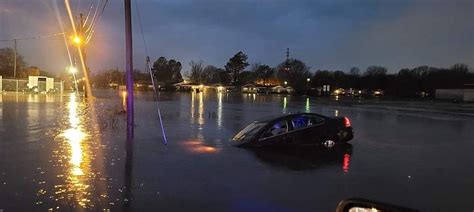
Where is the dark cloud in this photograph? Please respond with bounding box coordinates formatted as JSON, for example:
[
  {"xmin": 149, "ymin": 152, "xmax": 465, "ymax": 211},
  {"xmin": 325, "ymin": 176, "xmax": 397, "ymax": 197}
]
[{"xmin": 0, "ymin": 0, "xmax": 472, "ymax": 74}]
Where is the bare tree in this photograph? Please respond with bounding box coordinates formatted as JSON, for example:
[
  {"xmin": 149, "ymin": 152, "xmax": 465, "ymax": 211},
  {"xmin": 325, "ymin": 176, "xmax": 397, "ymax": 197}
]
[{"xmin": 189, "ymin": 60, "xmax": 205, "ymax": 84}]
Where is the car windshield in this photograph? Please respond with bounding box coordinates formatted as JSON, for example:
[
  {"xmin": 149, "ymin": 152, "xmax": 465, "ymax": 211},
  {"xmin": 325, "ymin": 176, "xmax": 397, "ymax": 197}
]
[{"xmin": 233, "ymin": 122, "xmax": 267, "ymax": 141}]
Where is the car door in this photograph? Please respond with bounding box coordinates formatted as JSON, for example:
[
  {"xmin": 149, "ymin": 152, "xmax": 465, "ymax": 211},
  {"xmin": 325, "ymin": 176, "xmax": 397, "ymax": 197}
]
[
  {"xmin": 257, "ymin": 119, "xmax": 290, "ymax": 146},
  {"xmin": 287, "ymin": 115, "xmax": 312, "ymax": 145},
  {"xmin": 305, "ymin": 115, "xmax": 327, "ymax": 144}
]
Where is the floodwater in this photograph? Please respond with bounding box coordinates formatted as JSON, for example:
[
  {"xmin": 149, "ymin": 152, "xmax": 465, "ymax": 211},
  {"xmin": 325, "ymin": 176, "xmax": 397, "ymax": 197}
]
[{"xmin": 0, "ymin": 91, "xmax": 473, "ymax": 211}]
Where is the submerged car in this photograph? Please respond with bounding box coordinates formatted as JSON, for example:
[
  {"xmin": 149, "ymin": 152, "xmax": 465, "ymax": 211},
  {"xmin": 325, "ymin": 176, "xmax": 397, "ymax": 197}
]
[{"xmin": 232, "ymin": 113, "xmax": 353, "ymax": 147}]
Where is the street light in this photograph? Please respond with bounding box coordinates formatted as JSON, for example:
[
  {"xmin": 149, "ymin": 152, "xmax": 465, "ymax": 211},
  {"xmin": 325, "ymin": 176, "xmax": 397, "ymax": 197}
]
[
  {"xmin": 71, "ymin": 35, "xmax": 82, "ymax": 45},
  {"xmin": 69, "ymin": 66, "xmax": 78, "ymax": 74},
  {"xmin": 307, "ymin": 78, "xmax": 310, "ymax": 82},
  {"xmin": 284, "ymin": 81, "xmax": 288, "ymax": 86}
]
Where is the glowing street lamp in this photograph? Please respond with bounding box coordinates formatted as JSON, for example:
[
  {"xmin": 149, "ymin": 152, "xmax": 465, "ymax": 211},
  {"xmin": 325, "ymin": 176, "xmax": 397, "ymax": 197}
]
[
  {"xmin": 307, "ymin": 78, "xmax": 310, "ymax": 82},
  {"xmin": 69, "ymin": 66, "xmax": 78, "ymax": 74},
  {"xmin": 71, "ymin": 35, "xmax": 82, "ymax": 45},
  {"xmin": 284, "ymin": 81, "xmax": 288, "ymax": 86}
]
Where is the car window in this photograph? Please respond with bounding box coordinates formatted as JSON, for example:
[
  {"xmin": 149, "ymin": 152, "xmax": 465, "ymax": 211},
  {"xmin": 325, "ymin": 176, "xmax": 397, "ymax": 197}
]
[
  {"xmin": 307, "ymin": 115, "xmax": 324, "ymax": 126},
  {"xmin": 233, "ymin": 122, "xmax": 266, "ymax": 141},
  {"xmin": 291, "ymin": 116, "xmax": 310, "ymax": 130},
  {"xmin": 260, "ymin": 120, "xmax": 288, "ymax": 139}
]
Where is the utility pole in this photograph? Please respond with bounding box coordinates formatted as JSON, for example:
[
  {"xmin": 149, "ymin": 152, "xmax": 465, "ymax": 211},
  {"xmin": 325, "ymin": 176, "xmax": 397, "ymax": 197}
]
[
  {"xmin": 124, "ymin": 0, "xmax": 134, "ymax": 137},
  {"xmin": 77, "ymin": 13, "xmax": 91, "ymax": 97},
  {"xmin": 13, "ymin": 39, "xmax": 17, "ymax": 78},
  {"xmin": 14, "ymin": 39, "xmax": 18, "ymax": 92},
  {"xmin": 285, "ymin": 48, "xmax": 290, "ymax": 71}
]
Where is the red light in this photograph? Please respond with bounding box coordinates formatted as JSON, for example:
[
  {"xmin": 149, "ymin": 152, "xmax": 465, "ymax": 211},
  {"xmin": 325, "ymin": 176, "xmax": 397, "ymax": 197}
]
[
  {"xmin": 343, "ymin": 153, "xmax": 350, "ymax": 173},
  {"xmin": 344, "ymin": 117, "xmax": 351, "ymax": 128}
]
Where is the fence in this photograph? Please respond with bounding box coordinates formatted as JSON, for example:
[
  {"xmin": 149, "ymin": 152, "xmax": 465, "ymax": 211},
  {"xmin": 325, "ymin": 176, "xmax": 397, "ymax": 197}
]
[{"xmin": 0, "ymin": 77, "xmax": 64, "ymax": 93}]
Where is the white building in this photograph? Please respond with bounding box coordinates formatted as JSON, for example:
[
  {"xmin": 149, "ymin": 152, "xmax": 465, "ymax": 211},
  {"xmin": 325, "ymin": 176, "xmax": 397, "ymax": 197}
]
[{"xmin": 28, "ymin": 76, "xmax": 54, "ymax": 92}]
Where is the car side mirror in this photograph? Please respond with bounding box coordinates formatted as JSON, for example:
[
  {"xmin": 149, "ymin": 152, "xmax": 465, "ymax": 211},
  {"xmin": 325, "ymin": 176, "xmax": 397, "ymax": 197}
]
[{"xmin": 336, "ymin": 198, "xmax": 418, "ymax": 212}]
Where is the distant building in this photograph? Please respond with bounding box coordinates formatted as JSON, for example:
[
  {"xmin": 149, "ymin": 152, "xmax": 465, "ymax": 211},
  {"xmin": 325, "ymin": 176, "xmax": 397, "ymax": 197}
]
[
  {"xmin": 435, "ymin": 89, "xmax": 474, "ymax": 102},
  {"xmin": 242, "ymin": 84, "xmax": 258, "ymax": 93},
  {"xmin": 271, "ymin": 85, "xmax": 294, "ymax": 94},
  {"xmin": 27, "ymin": 76, "xmax": 55, "ymax": 92}
]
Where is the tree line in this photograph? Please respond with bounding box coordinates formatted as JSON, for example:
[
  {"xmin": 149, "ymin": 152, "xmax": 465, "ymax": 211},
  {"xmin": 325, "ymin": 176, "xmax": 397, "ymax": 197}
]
[
  {"xmin": 0, "ymin": 47, "xmax": 54, "ymax": 78},
  {"xmin": 148, "ymin": 51, "xmax": 473, "ymax": 97},
  {"xmin": 310, "ymin": 64, "xmax": 473, "ymax": 97},
  {"xmin": 4, "ymin": 46, "xmax": 470, "ymax": 98}
]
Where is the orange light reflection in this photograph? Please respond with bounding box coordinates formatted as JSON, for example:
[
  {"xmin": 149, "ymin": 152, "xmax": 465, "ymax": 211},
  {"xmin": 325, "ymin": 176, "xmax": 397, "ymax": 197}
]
[{"xmin": 182, "ymin": 140, "xmax": 219, "ymax": 154}]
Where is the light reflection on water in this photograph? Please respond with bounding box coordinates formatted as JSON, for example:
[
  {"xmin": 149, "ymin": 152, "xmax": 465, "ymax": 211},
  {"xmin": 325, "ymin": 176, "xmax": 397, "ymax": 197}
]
[
  {"xmin": 217, "ymin": 92, "xmax": 223, "ymax": 129},
  {"xmin": 54, "ymin": 94, "xmax": 92, "ymax": 208}
]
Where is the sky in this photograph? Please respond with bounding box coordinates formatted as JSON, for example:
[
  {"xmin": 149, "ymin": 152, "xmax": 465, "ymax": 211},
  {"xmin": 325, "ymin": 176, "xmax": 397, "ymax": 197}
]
[{"xmin": 0, "ymin": 0, "xmax": 473, "ymax": 75}]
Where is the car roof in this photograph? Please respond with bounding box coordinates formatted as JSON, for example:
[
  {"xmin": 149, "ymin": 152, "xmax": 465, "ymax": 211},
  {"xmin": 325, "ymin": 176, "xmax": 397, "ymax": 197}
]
[{"xmin": 255, "ymin": 113, "xmax": 329, "ymax": 123}]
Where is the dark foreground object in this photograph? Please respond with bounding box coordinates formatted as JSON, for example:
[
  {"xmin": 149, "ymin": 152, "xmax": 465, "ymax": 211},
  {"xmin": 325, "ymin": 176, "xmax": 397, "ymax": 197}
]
[
  {"xmin": 232, "ymin": 113, "xmax": 353, "ymax": 147},
  {"xmin": 336, "ymin": 198, "xmax": 419, "ymax": 212}
]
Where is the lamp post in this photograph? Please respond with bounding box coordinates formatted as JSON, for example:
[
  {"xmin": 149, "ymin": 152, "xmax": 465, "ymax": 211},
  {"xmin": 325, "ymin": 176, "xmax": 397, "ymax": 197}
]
[{"xmin": 306, "ymin": 78, "xmax": 310, "ymax": 95}]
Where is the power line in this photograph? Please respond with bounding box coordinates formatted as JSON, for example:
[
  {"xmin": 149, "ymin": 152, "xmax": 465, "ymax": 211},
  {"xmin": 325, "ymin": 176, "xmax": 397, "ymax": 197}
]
[
  {"xmin": 0, "ymin": 33, "xmax": 65, "ymax": 42},
  {"xmin": 134, "ymin": 0, "xmax": 149, "ymax": 56},
  {"xmin": 135, "ymin": 0, "xmax": 168, "ymax": 145}
]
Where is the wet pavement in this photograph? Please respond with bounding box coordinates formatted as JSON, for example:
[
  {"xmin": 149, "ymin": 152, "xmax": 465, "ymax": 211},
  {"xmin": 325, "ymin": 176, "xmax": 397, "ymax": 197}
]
[{"xmin": 0, "ymin": 91, "xmax": 473, "ymax": 211}]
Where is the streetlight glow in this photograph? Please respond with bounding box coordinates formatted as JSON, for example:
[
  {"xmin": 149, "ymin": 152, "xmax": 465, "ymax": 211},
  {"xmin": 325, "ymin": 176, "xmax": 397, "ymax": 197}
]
[
  {"xmin": 69, "ymin": 66, "xmax": 78, "ymax": 74},
  {"xmin": 284, "ymin": 81, "xmax": 288, "ymax": 86},
  {"xmin": 72, "ymin": 35, "xmax": 82, "ymax": 45},
  {"xmin": 307, "ymin": 78, "xmax": 310, "ymax": 82}
]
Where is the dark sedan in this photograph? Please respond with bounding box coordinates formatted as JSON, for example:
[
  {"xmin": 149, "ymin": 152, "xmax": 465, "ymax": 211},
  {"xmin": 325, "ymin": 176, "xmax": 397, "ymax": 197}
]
[{"xmin": 232, "ymin": 113, "xmax": 353, "ymax": 147}]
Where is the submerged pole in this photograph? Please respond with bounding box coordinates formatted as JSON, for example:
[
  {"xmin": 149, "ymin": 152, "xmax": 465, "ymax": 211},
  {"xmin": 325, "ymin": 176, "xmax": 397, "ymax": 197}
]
[{"xmin": 125, "ymin": 0, "xmax": 134, "ymax": 137}]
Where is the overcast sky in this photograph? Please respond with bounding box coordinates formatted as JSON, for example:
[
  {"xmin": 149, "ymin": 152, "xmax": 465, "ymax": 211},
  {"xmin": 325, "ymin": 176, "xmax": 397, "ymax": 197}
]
[{"xmin": 0, "ymin": 0, "xmax": 472, "ymax": 74}]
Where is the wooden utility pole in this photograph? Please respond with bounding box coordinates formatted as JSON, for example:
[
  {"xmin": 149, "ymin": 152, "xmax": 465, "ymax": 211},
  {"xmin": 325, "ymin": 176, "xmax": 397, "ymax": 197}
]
[
  {"xmin": 13, "ymin": 39, "xmax": 17, "ymax": 78},
  {"xmin": 124, "ymin": 0, "xmax": 134, "ymax": 137}
]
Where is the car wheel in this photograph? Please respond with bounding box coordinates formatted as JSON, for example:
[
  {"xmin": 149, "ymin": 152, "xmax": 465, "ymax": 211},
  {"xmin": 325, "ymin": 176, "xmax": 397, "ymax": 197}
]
[{"xmin": 322, "ymin": 139, "xmax": 335, "ymax": 148}]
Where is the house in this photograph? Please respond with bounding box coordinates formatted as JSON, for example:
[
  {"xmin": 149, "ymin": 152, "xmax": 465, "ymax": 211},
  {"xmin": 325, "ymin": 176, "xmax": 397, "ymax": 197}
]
[
  {"xmin": 271, "ymin": 86, "xmax": 294, "ymax": 94},
  {"xmin": 242, "ymin": 84, "xmax": 258, "ymax": 93}
]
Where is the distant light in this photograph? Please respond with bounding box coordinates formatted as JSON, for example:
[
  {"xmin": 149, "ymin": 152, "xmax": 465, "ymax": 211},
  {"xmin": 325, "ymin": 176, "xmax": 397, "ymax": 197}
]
[
  {"xmin": 284, "ymin": 81, "xmax": 288, "ymax": 85},
  {"xmin": 306, "ymin": 78, "xmax": 310, "ymax": 82},
  {"xmin": 68, "ymin": 66, "xmax": 77, "ymax": 74}
]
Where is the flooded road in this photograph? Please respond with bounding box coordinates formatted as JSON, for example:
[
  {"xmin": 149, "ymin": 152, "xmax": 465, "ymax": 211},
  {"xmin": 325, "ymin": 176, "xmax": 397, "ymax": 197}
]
[{"xmin": 1, "ymin": 91, "xmax": 473, "ymax": 211}]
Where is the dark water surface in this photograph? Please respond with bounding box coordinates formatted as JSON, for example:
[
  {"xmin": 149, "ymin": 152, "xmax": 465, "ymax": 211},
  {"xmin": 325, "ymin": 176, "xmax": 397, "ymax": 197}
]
[{"xmin": 0, "ymin": 91, "xmax": 473, "ymax": 211}]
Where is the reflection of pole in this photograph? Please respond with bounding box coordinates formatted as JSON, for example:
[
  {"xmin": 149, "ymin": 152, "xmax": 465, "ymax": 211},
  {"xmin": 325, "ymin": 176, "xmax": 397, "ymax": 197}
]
[
  {"xmin": 125, "ymin": 0, "xmax": 134, "ymax": 137},
  {"xmin": 124, "ymin": 135, "xmax": 134, "ymax": 209}
]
